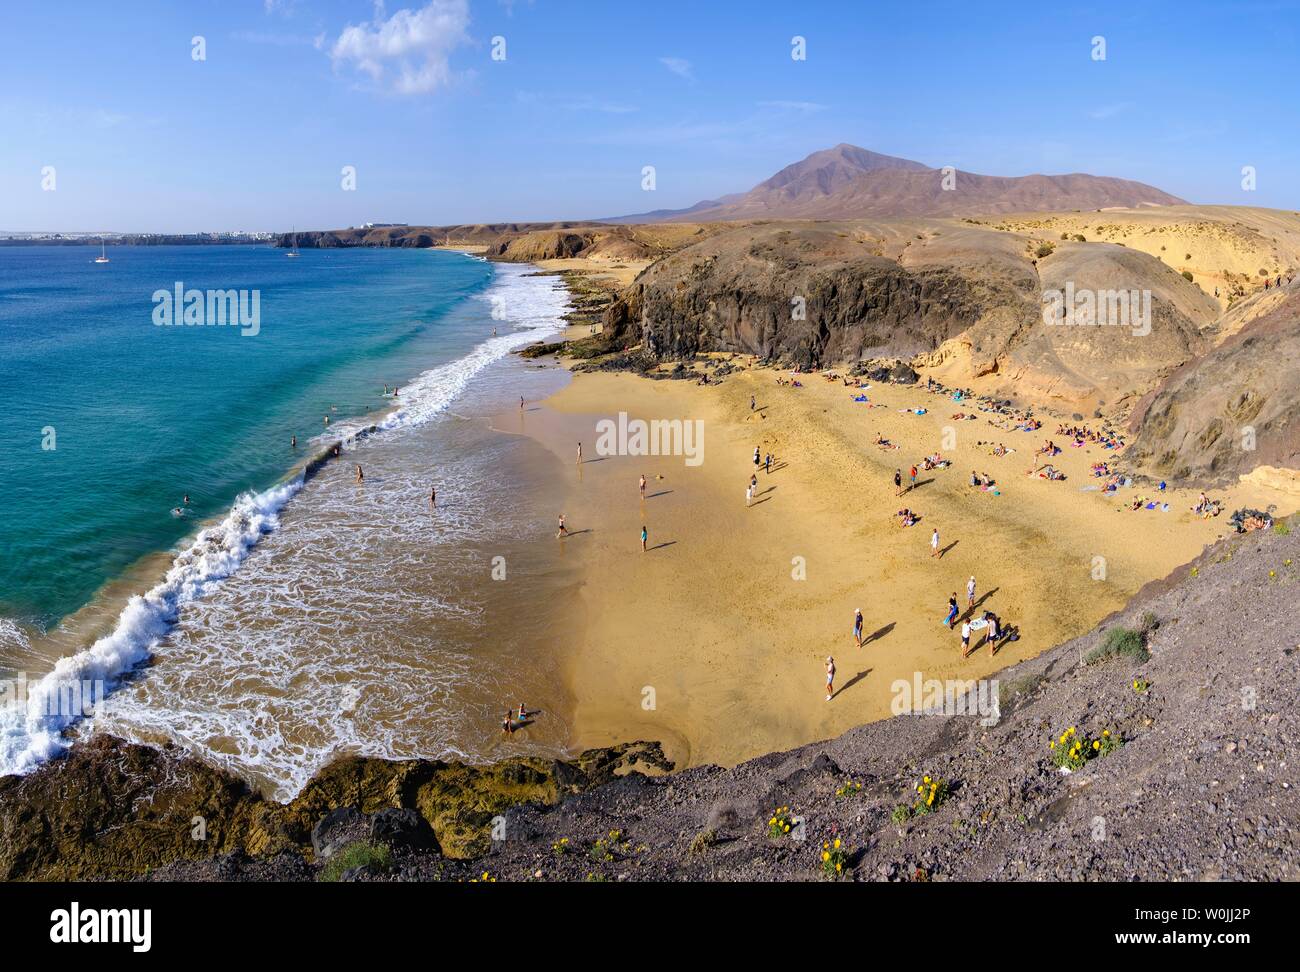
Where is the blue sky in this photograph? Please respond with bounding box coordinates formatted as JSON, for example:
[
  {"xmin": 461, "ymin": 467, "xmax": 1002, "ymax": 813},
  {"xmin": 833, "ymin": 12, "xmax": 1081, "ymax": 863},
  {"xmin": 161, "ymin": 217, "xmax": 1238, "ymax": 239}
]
[{"xmin": 1, "ymin": 0, "xmax": 1296, "ymax": 232}]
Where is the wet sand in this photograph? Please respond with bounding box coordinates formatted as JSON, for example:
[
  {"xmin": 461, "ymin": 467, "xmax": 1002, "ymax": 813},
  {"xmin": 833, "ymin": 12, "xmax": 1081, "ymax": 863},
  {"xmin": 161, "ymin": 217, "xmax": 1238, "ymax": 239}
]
[{"xmin": 518, "ymin": 360, "xmax": 1299, "ymax": 771}]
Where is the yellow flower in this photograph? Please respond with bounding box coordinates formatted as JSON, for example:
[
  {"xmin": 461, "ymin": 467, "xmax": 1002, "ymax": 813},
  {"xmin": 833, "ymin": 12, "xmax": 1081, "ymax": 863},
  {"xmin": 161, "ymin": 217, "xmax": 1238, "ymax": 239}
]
[
  {"xmin": 1103, "ymin": 730, "xmax": 1110, "ymax": 737},
  {"xmin": 823, "ymin": 851, "xmax": 830, "ymax": 862},
  {"xmin": 923, "ymin": 776, "xmax": 931, "ymax": 783},
  {"xmin": 836, "ymin": 862, "xmax": 842, "ymax": 872},
  {"xmin": 834, "ymin": 838, "xmax": 841, "ymax": 849},
  {"xmin": 1093, "ymin": 740, "xmax": 1101, "ymax": 750}
]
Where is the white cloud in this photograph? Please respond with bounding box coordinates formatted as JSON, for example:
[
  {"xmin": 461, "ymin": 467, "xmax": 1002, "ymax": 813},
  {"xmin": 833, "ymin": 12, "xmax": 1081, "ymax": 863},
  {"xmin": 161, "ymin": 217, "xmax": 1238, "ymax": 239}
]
[
  {"xmin": 330, "ymin": 0, "xmax": 471, "ymax": 95},
  {"xmin": 659, "ymin": 56, "xmax": 694, "ymax": 81},
  {"xmin": 757, "ymin": 100, "xmax": 828, "ymax": 113},
  {"xmin": 1088, "ymin": 102, "xmax": 1132, "ymax": 120}
]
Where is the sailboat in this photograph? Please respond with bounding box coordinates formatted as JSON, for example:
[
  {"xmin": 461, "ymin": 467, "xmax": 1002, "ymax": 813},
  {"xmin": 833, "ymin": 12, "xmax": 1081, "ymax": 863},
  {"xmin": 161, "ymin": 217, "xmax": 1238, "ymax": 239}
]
[
  {"xmin": 94, "ymin": 241, "xmax": 110, "ymax": 264},
  {"xmin": 286, "ymin": 228, "xmax": 300, "ymax": 258}
]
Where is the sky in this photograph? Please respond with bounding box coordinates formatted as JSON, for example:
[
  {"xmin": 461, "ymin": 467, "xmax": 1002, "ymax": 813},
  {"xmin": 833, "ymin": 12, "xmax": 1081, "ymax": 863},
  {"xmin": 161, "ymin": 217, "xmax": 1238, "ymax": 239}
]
[{"xmin": 1, "ymin": 0, "xmax": 1296, "ymax": 232}]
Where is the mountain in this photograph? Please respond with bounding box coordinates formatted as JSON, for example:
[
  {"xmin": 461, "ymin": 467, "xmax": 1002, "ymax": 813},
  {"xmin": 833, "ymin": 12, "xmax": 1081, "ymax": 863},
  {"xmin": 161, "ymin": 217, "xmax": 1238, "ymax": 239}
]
[{"xmin": 610, "ymin": 143, "xmax": 1186, "ymax": 222}]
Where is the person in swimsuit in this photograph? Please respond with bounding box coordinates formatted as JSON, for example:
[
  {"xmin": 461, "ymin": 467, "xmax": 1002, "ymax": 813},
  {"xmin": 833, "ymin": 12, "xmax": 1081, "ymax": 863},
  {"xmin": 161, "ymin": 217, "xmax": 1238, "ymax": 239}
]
[
  {"xmin": 556, "ymin": 514, "xmax": 569, "ymax": 539},
  {"xmin": 910, "ymin": 465, "xmax": 918, "ymax": 490},
  {"xmin": 640, "ymin": 525, "xmax": 648, "ymax": 552},
  {"xmin": 502, "ymin": 713, "xmax": 514, "ymax": 734},
  {"xmin": 825, "ymin": 656, "xmax": 836, "ymax": 701},
  {"xmin": 355, "ymin": 464, "xmax": 363, "ymax": 483},
  {"xmin": 853, "ymin": 609, "xmax": 864, "ymax": 647},
  {"xmin": 931, "ymin": 528, "xmax": 941, "ymax": 558},
  {"xmin": 753, "ymin": 446, "xmax": 761, "ymax": 468},
  {"xmin": 291, "ymin": 435, "xmax": 297, "ymax": 449},
  {"xmin": 745, "ymin": 483, "xmax": 753, "ymax": 506},
  {"xmin": 944, "ymin": 594, "xmax": 959, "ymax": 627},
  {"xmin": 894, "ymin": 469, "xmax": 903, "ymax": 496},
  {"xmin": 576, "ymin": 442, "xmax": 582, "ymax": 465},
  {"xmin": 984, "ymin": 612, "xmax": 1000, "ymax": 654},
  {"xmin": 639, "ymin": 474, "xmax": 647, "ymax": 499},
  {"xmin": 429, "ymin": 486, "xmax": 436, "ymax": 508}
]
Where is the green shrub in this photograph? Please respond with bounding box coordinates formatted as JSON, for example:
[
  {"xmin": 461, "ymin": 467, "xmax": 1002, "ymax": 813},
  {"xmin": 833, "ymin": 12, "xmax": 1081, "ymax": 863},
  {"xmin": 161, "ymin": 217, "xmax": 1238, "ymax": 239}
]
[
  {"xmin": 1035, "ymin": 242, "xmax": 1055, "ymax": 259},
  {"xmin": 1182, "ymin": 270, "xmax": 1194, "ymax": 282},
  {"xmin": 1085, "ymin": 626, "xmax": 1150, "ymax": 665},
  {"xmin": 318, "ymin": 841, "xmax": 393, "ymax": 882}
]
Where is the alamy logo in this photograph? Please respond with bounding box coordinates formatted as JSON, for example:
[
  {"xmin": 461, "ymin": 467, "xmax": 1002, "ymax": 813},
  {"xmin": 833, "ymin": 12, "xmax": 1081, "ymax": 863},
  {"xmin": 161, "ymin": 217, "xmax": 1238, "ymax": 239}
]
[
  {"xmin": 152, "ymin": 282, "xmax": 261, "ymax": 336},
  {"xmin": 1041, "ymin": 282, "xmax": 1151, "ymax": 336},
  {"xmin": 595, "ymin": 411, "xmax": 704, "ymax": 466},
  {"xmin": 891, "ymin": 672, "xmax": 1000, "ymax": 726},
  {"xmin": 50, "ymin": 902, "xmax": 151, "ymax": 952},
  {"xmin": 1, "ymin": 674, "xmax": 105, "ymax": 718}
]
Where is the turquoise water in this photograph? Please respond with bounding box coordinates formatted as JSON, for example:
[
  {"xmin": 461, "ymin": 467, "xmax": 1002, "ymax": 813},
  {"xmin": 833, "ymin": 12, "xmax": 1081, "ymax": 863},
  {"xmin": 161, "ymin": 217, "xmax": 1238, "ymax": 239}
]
[{"xmin": 0, "ymin": 244, "xmax": 493, "ymax": 630}]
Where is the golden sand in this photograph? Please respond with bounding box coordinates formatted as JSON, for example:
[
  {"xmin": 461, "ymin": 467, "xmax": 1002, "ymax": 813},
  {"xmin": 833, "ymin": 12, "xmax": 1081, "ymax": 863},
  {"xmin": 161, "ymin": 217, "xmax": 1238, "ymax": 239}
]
[{"xmin": 515, "ymin": 361, "xmax": 1298, "ymax": 770}]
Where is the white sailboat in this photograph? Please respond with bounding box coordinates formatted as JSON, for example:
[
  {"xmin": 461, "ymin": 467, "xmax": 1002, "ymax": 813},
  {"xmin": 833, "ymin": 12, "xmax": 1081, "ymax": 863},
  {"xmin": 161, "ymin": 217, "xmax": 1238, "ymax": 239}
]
[
  {"xmin": 286, "ymin": 228, "xmax": 300, "ymax": 258},
  {"xmin": 94, "ymin": 241, "xmax": 110, "ymax": 264}
]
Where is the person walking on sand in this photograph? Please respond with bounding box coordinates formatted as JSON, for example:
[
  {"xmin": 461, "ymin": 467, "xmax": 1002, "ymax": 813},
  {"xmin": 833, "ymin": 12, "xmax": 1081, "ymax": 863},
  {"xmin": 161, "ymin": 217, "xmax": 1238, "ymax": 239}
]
[
  {"xmin": 910, "ymin": 465, "xmax": 918, "ymax": 491},
  {"xmin": 639, "ymin": 474, "xmax": 647, "ymax": 499},
  {"xmin": 894, "ymin": 469, "xmax": 903, "ymax": 496},
  {"xmin": 519, "ymin": 396, "xmax": 525, "ymax": 411},
  {"xmin": 750, "ymin": 394, "xmax": 756, "ymax": 412},
  {"xmin": 753, "ymin": 446, "xmax": 761, "ymax": 469},
  {"xmin": 967, "ymin": 575, "xmax": 977, "ymax": 609},
  {"xmin": 944, "ymin": 593, "xmax": 959, "ymax": 628},
  {"xmin": 853, "ymin": 608, "xmax": 864, "ymax": 647},
  {"xmin": 825, "ymin": 656, "xmax": 836, "ymax": 701},
  {"xmin": 556, "ymin": 514, "xmax": 569, "ymax": 539},
  {"xmin": 930, "ymin": 528, "xmax": 941, "ymax": 559},
  {"xmin": 745, "ymin": 483, "xmax": 753, "ymax": 507},
  {"xmin": 765, "ymin": 452, "xmax": 772, "ymax": 475},
  {"xmin": 960, "ymin": 619, "xmax": 972, "ymax": 657},
  {"xmin": 576, "ymin": 442, "xmax": 582, "ymax": 465},
  {"xmin": 640, "ymin": 525, "xmax": 648, "ymax": 552}
]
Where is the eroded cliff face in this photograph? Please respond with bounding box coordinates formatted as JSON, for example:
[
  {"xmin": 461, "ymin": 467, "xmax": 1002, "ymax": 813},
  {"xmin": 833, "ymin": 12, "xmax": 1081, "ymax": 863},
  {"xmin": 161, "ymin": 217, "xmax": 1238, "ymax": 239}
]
[
  {"xmin": 605, "ymin": 223, "xmax": 1218, "ymax": 412},
  {"xmin": 608, "ymin": 224, "xmax": 1037, "ymax": 370},
  {"xmin": 1127, "ymin": 282, "xmax": 1300, "ymax": 483}
]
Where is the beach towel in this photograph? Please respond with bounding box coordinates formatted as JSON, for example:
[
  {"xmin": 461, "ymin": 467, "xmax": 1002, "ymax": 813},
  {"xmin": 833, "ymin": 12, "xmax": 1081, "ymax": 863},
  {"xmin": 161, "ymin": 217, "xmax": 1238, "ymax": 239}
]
[{"xmin": 852, "ymin": 395, "xmax": 868, "ymax": 402}]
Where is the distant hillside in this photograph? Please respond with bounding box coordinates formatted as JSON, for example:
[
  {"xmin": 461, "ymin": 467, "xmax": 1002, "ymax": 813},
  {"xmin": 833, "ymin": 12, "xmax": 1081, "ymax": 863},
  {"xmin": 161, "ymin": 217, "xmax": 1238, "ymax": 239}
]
[{"xmin": 611, "ymin": 143, "xmax": 1186, "ymax": 222}]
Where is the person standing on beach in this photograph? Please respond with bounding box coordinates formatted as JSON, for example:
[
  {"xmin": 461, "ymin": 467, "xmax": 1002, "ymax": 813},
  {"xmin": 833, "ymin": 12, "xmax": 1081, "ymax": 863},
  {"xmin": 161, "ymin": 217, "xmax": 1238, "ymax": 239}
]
[
  {"xmin": 753, "ymin": 446, "xmax": 761, "ymax": 469},
  {"xmin": 910, "ymin": 465, "xmax": 918, "ymax": 491},
  {"xmin": 745, "ymin": 483, "xmax": 753, "ymax": 506},
  {"xmin": 765, "ymin": 453, "xmax": 772, "ymax": 475},
  {"xmin": 429, "ymin": 486, "xmax": 436, "ymax": 508},
  {"xmin": 894, "ymin": 469, "xmax": 903, "ymax": 496},
  {"xmin": 825, "ymin": 656, "xmax": 836, "ymax": 701},
  {"xmin": 639, "ymin": 474, "xmax": 647, "ymax": 499},
  {"xmin": 967, "ymin": 575, "xmax": 977, "ymax": 609},
  {"xmin": 853, "ymin": 609, "xmax": 864, "ymax": 647},
  {"xmin": 750, "ymin": 394, "xmax": 756, "ymax": 412},
  {"xmin": 355, "ymin": 464, "xmax": 364, "ymax": 483},
  {"xmin": 984, "ymin": 612, "xmax": 1000, "ymax": 655},
  {"xmin": 931, "ymin": 528, "xmax": 941, "ymax": 558},
  {"xmin": 556, "ymin": 514, "xmax": 569, "ymax": 539},
  {"xmin": 519, "ymin": 396, "xmax": 525, "ymax": 411},
  {"xmin": 960, "ymin": 619, "xmax": 972, "ymax": 657},
  {"xmin": 944, "ymin": 594, "xmax": 959, "ymax": 628},
  {"xmin": 640, "ymin": 525, "xmax": 648, "ymax": 552}
]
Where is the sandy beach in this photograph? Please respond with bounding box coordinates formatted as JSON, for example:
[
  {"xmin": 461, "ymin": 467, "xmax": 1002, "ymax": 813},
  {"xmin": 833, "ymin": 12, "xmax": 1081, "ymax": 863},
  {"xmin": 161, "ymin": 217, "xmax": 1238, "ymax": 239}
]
[{"xmin": 507, "ymin": 356, "xmax": 1298, "ymax": 771}]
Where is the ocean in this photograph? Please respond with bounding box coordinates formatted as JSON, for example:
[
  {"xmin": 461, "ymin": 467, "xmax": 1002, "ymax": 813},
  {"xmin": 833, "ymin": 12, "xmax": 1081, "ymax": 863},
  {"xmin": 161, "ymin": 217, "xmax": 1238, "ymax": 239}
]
[{"xmin": 0, "ymin": 244, "xmax": 577, "ymax": 792}]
